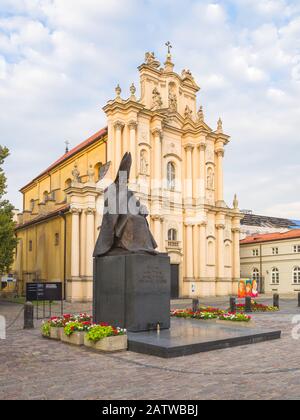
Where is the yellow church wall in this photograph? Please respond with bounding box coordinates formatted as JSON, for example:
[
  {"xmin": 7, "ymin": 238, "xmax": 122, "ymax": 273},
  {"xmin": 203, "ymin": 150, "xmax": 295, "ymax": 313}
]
[
  {"xmin": 15, "ymin": 213, "xmax": 71, "ymax": 297},
  {"xmin": 21, "ymin": 138, "xmax": 106, "ymax": 213}
]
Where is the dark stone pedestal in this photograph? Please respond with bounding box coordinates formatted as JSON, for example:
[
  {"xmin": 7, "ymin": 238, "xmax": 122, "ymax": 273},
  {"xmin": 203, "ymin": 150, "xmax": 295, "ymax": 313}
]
[{"xmin": 93, "ymin": 253, "xmax": 171, "ymax": 332}]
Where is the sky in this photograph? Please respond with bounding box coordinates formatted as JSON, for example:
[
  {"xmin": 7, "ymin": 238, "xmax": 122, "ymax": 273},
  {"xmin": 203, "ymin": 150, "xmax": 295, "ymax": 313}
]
[{"xmin": 1, "ymin": 0, "xmax": 300, "ymax": 218}]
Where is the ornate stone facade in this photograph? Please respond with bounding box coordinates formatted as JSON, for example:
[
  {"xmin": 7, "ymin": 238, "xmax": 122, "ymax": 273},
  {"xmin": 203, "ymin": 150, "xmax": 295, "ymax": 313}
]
[
  {"xmin": 103, "ymin": 51, "xmax": 243, "ymax": 297},
  {"xmin": 15, "ymin": 50, "xmax": 243, "ymax": 301}
]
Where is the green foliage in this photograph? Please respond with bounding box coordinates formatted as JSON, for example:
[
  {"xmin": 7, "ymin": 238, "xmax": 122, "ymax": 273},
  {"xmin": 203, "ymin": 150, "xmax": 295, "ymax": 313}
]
[
  {"xmin": 0, "ymin": 146, "xmax": 17, "ymax": 275},
  {"xmin": 41, "ymin": 321, "xmax": 51, "ymax": 337},
  {"xmin": 86, "ymin": 325, "xmax": 125, "ymax": 343}
]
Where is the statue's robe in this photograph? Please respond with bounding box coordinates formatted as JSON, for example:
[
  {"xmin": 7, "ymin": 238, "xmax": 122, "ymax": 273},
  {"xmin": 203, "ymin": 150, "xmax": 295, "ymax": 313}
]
[{"xmin": 93, "ymin": 184, "xmax": 157, "ymax": 257}]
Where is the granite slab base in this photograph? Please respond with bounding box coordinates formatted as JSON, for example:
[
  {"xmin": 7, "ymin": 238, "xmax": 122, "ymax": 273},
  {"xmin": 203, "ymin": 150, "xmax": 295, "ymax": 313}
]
[{"xmin": 127, "ymin": 318, "xmax": 281, "ymax": 358}]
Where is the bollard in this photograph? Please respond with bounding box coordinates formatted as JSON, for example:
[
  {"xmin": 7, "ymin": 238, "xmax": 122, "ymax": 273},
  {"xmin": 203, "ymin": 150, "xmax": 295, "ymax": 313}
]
[
  {"xmin": 245, "ymin": 296, "xmax": 252, "ymax": 313},
  {"xmin": 230, "ymin": 297, "xmax": 236, "ymax": 313},
  {"xmin": 273, "ymin": 293, "xmax": 280, "ymax": 309},
  {"xmin": 298, "ymin": 292, "xmax": 300, "ymax": 308},
  {"xmin": 24, "ymin": 302, "xmax": 34, "ymax": 329},
  {"xmin": 192, "ymin": 298, "xmax": 200, "ymax": 313}
]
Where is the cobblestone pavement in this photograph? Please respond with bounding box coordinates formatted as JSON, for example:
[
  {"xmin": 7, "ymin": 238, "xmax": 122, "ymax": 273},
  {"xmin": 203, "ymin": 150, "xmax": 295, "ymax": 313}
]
[{"xmin": 1, "ymin": 296, "xmax": 300, "ymax": 400}]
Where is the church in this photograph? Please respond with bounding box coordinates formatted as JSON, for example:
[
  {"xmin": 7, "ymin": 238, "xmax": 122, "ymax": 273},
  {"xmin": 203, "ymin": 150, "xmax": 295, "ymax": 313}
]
[{"xmin": 14, "ymin": 48, "xmax": 242, "ymax": 302}]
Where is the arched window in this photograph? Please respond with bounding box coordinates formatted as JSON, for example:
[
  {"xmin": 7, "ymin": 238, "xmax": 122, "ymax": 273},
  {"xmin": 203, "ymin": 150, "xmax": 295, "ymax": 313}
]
[
  {"xmin": 168, "ymin": 228, "xmax": 177, "ymax": 241},
  {"xmin": 167, "ymin": 162, "xmax": 176, "ymax": 190},
  {"xmin": 271, "ymin": 268, "xmax": 279, "ymax": 284},
  {"xmin": 94, "ymin": 162, "xmax": 103, "ymax": 181},
  {"xmin": 65, "ymin": 178, "xmax": 72, "ymax": 189},
  {"xmin": 252, "ymin": 268, "xmax": 260, "ymax": 281},
  {"xmin": 293, "ymin": 267, "xmax": 300, "ymax": 284}
]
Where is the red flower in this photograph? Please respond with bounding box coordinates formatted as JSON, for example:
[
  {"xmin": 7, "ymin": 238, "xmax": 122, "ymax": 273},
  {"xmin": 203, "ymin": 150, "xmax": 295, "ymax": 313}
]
[{"xmin": 100, "ymin": 322, "xmax": 109, "ymax": 327}]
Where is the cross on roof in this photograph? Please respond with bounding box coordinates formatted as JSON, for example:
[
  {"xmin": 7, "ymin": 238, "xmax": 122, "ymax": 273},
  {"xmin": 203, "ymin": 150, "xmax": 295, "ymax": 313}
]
[{"xmin": 165, "ymin": 41, "xmax": 172, "ymax": 54}]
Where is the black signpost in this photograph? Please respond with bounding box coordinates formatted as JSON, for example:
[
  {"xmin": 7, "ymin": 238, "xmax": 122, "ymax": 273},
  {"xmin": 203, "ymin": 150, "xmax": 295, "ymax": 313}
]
[{"xmin": 26, "ymin": 282, "xmax": 63, "ymax": 319}]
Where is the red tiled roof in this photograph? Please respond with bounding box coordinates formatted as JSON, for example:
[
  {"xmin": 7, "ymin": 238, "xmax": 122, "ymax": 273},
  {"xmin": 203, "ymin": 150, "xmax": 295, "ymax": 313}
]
[
  {"xmin": 240, "ymin": 229, "xmax": 300, "ymax": 244},
  {"xmin": 20, "ymin": 127, "xmax": 107, "ymax": 191},
  {"xmin": 15, "ymin": 204, "xmax": 70, "ymax": 231}
]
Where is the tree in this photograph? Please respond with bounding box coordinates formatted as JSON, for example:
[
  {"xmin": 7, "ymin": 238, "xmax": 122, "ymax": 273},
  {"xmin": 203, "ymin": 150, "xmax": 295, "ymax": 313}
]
[{"xmin": 0, "ymin": 146, "xmax": 17, "ymax": 275}]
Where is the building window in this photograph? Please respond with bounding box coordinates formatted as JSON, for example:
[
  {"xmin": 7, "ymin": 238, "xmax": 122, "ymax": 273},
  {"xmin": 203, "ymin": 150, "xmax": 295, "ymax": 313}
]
[
  {"xmin": 252, "ymin": 268, "xmax": 260, "ymax": 281},
  {"xmin": 252, "ymin": 249, "xmax": 259, "ymax": 257},
  {"xmin": 272, "ymin": 247, "xmax": 279, "ymax": 255},
  {"xmin": 29, "ymin": 240, "xmax": 33, "ymax": 252},
  {"xmin": 293, "ymin": 245, "xmax": 300, "ymax": 253},
  {"xmin": 54, "ymin": 233, "xmax": 60, "ymax": 246},
  {"xmin": 293, "ymin": 267, "xmax": 300, "ymax": 284},
  {"xmin": 271, "ymin": 268, "xmax": 279, "ymax": 284},
  {"xmin": 168, "ymin": 228, "xmax": 177, "ymax": 241},
  {"xmin": 167, "ymin": 162, "xmax": 176, "ymax": 191},
  {"xmin": 30, "ymin": 199, "xmax": 35, "ymax": 212}
]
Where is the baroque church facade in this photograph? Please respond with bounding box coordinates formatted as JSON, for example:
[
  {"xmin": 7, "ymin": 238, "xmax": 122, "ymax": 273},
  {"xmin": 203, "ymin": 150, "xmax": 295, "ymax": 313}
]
[{"xmin": 14, "ymin": 50, "xmax": 242, "ymax": 302}]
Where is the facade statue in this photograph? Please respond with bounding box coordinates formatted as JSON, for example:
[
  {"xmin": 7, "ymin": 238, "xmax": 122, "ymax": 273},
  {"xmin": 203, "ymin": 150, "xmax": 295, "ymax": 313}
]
[
  {"xmin": 184, "ymin": 105, "xmax": 193, "ymax": 119},
  {"xmin": 140, "ymin": 150, "xmax": 148, "ymax": 175},
  {"xmin": 207, "ymin": 168, "xmax": 214, "ymax": 190},
  {"xmin": 93, "ymin": 152, "xmax": 158, "ymax": 257},
  {"xmin": 72, "ymin": 162, "xmax": 81, "ymax": 183},
  {"xmin": 87, "ymin": 164, "xmax": 95, "ymax": 183},
  {"xmin": 169, "ymin": 91, "xmax": 177, "ymax": 112},
  {"xmin": 152, "ymin": 88, "xmax": 163, "ymax": 110},
  {"xmin": 144, "ymin": 52, "xmax": 160, "ymax": 68}
]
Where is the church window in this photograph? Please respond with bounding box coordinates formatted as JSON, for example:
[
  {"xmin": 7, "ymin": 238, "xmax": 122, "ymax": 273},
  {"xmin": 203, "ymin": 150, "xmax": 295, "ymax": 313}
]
[
  {"xmin": 252, "ymin": 268, "xmax": 260, "ymax": 281},
  {"xmin": 43, "ymin": 191, "xmax": 49, "ymax": 203},
  {"xmin": 293, "ymin": 245, "xmax": 300, "ymax": 253},
  {"xmin": 54, "ymin": 233, "xmax": 60, "ymax": 246},
  {"xmin": 167, "ymin": 162, "xmax": 176, "ymax": 191},
  {"xmin": 94, "ymin": 162, "xmax": 103, "ymax": 181},
  {"xmin": 272, "ymin": 247, "xmax": 279, "ymax": 255},
  {"xmin": 30, "ymin": 199, "xmax": 35, "ymax": 212},
  {"xmin": 293, "ymin": 267, "xmax": 300, "ymax": 284},
  {"xmin": 271, "ymin": 268, "xmax": 279, "ymax": 284},
  {"xmin": 252, "ymin": 249, "xmax": 259, "ymax": 257},
  {"xmin": 29, "ymin": 240, "xmax": 33, "ymax": 252},
  {"xmin": 168, "ymin": 228, "xmax": 177, "ymax": 241}
]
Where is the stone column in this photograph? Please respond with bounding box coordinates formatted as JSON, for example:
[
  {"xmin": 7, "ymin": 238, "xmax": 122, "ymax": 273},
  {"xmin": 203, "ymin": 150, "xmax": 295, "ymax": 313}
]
[
  {"xmin": 193, "ymin": 224, "xmax": 199, "ymax": 279},
  {"xmin": 199, "ymin": 222, "xmax": 207, "ymax": 279},
  {"xmin": 216, "ymin": 149, "xmax": 224, "ymax": 204},
  {"xmin": 128, "ymin": 120, "xmax": 138, "ymax": 182},
  {"xmin": 185, "ymin": 223, "xmax": 194, "ymax": 279},
  {"xmin": 71, "ymin": 208, "xmax": 81, "ymax": 278},
  {"xmin": 216, "ymin": 223, "xmax": 225, "ymax": 279},
  {"xmin": 232, "ymin": 227, "xmax": 241, "ymax": 280},
  {"xmin": 80, "ymin": 210, "xmax": 86, "ymax": 277},
  {"xmin": 114, "ymin": 121, "xmax": 124, "ymax": 173},
  {"xmin": 151, "ymin": 215, "xmax": 161, "ymax": 251},
  {"xmin": 192, "ymin": 145, "xmax": 199, "ymax": 199},
  {"xmin": 85, "ymin": 208, "xmax": 95, "ymax": 278},
  {"xmin": 152, "ymin": 129, "xmax": 162, "ymax": 191},
  {"xmin": 185, "ymin": 145, "xmax": 194, "ymax": 200},
  {"xmin": 199, "ymin": 142, "xmax": 206, "ymax": 200}
]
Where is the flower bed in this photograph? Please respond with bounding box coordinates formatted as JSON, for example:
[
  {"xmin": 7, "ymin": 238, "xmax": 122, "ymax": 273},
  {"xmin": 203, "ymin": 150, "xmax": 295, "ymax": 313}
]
[
  {"xmin": 235, "ymin": 302, "xmax": 279, "ymax": 313},
  {"xmin": 218, "ymin": 313, "xmax": 251, "ymax": 322},
  {"xmin": 41, "ymin": 314, "xmax": 127, "ymax": 351},
  {"xmin": 171, "ymin": 308, "xmax": 253, "ymax": 326},
  {"xmin": 171, "ymin": 306, "xmax": 224, "ymax": 319},
  {"xmin": 217, "ymin": 313, "xmax": 254, "ymax": 328},
  {"xmin": 84, "ymin": 323, "xmax": 127, "ymax": 352}
]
